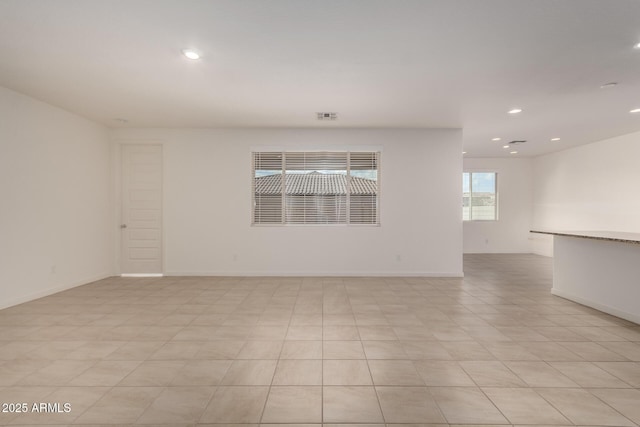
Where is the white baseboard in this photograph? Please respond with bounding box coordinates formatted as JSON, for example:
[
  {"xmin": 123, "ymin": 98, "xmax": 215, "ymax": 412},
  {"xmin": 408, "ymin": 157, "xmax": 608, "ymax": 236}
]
[
  {"xmin": 164, "ymin": 270, "xmax": 464, "ymax": 278},
  {"xmin": 551, "ymin": 288, "xmax": 640, "ymax": 325},
  {"xmin": 0, "ymin": 272, "xmax": 114, "ymax": 311}
]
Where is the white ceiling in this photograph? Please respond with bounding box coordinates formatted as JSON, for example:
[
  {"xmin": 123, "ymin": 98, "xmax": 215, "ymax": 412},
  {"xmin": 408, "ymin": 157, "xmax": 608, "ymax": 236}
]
[{"xmin": 1, "ymin": 0, "xmax": 640, "ymax": 157}]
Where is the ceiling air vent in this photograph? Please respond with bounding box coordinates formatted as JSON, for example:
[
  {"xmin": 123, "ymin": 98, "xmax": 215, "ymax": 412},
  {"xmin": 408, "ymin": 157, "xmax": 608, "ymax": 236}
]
[
  {"xmin": 317, "ymin": 112, "xmax": 338, "ymax": 121},
  {"xmin": 509, "ymin": 140, "xmax": 526, "ymax": 145}
]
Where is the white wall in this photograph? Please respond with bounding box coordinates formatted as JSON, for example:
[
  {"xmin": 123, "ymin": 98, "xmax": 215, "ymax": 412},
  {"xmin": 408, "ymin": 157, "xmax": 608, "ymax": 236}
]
[
  {"xmin": 112, "ymin": 128, "xmax": 463, "ymax": 276},
  {"xmin": 0, "ymin": 87, "xmax": 113, "ymax": 309},
  {"xmin": 463, "ymin": 158, "xmax": 533, "ymax": 253},
  {"xmin": 532, "ymin": 131, "xmax": 640, "ymax": 256}
]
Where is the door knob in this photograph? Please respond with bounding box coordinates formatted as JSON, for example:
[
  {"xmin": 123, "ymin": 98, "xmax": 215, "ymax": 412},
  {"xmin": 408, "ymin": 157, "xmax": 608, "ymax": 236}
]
[{"xmin": 120, "ymin": 224, "xmax": 127, "ymax": 229}]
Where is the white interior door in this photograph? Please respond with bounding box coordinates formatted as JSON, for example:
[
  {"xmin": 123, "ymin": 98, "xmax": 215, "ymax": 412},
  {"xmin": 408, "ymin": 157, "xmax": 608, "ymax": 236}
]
[{"xmin": 121, "ymin": 144, "xmax": 163, "ymax": 275}]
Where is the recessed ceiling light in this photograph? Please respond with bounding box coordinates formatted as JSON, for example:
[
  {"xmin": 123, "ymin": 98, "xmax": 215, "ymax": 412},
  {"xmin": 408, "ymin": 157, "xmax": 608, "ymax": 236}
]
[
  {"xmin": 600, "ymin": 82, "xmax": 618, "ymax": 89},
  {"xmin": 510, "ymin": 151, "xmax": 518, "ymax": 154},
  {"xmin": 630, "ymin": 108, "xmax": 640, "ymax": 113},
  {"xmin": 550, "ymin": 137, "xmax": 561, "ymax": 141},
  {"xmin": 634, "ymin": 42, "xmax": 640, "ymax": 49},
  {"xmin": 182, "ymin": 49, "xmax": 201, "ymax": 60},
  {"xmin": 492, "ymin": 137, "xmax": 501, "ymax": 141},
  {"xmin": 502, "ymin": 145, "xmax": 509, "ymax": 149},
  {"xmin": 462, "ymin": 151, "xmax": 467, "ymax": 154},
  {"xmin": 508, "ymin": 108, "xmax": 523, "ymax": 114}
]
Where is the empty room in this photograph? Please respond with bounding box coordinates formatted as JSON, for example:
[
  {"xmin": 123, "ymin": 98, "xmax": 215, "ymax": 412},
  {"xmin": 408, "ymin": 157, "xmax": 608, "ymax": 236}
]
[{"xmin": 1, "ymin": 0, "xmax": 640, "ymax": 426}]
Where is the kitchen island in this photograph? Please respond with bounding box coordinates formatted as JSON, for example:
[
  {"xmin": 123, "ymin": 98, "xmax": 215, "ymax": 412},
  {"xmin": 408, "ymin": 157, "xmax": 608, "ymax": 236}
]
[{"xmin": 530, "ymin": 230, "xmax": 640, "ymax": 324}]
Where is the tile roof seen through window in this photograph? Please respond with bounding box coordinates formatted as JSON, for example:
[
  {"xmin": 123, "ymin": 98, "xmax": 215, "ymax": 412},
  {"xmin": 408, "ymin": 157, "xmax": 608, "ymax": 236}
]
[{"xmin": 255, "ymin": 172, "xmax": 377, "ymax": 195}]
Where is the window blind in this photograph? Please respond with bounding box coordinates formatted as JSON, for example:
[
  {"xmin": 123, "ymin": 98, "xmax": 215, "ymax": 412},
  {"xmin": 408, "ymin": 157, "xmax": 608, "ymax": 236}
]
[
  {"xmin": 253, "ymin": 152, "xmax": 283, "ymax": 224},
  {"xmin": 349, "ymin": 152, "xmax": 379, "ymax": 224},
  {"xmin": 252, "ymin": 151, "xmax": 380, "ymax": 225}
]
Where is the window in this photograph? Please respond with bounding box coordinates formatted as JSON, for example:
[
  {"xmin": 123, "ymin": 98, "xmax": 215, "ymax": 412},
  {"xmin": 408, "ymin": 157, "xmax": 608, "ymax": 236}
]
[
  {"xmin": 462, "ymin": 172, "xmax": 497, "ymax": 221},
  {"xmin": 253, "ymin": 151, "xmax": 380, "ymax": 225}
]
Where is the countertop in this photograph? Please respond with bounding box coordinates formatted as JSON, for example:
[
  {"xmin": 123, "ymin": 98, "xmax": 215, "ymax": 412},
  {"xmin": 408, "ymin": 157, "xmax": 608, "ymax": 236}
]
[{"xmin": 530, "ymin": 230, "xmax": 640, "ymax": 245}]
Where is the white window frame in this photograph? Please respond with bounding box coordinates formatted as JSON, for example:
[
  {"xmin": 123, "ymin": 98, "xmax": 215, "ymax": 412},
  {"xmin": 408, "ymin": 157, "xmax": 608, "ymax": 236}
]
[
  {"xmin": 252, "ymin": 150, "xmax": 381, "ymax": 226},
  {"xmin": 463, "ymin": 171, "xmax": 498, "ymax": 221}
]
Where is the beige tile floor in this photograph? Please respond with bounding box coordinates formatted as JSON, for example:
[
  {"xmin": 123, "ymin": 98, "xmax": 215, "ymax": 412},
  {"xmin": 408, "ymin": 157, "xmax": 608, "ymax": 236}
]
[{"xmin": 0, "ymin": 254, "xmax": 639, "ymax": 426}]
